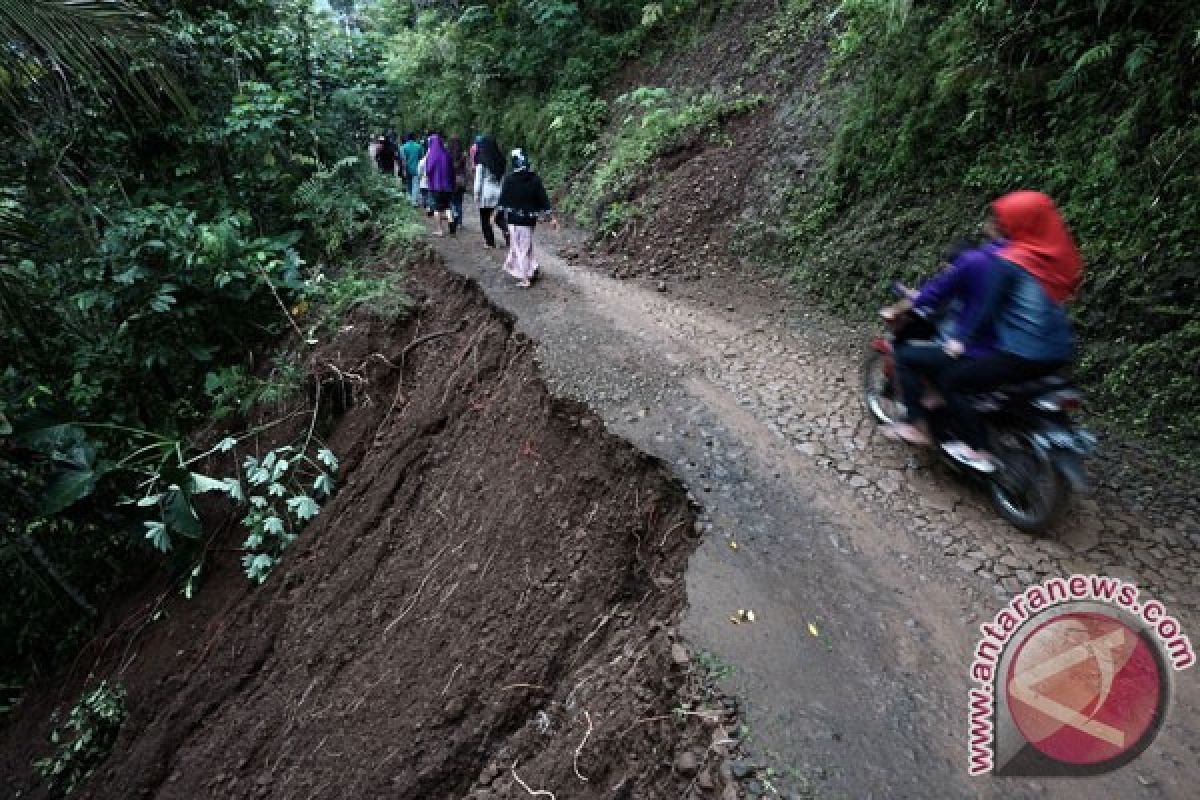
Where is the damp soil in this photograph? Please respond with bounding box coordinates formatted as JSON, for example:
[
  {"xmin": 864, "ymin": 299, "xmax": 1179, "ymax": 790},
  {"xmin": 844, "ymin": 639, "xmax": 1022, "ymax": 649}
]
[{"xmin": 0, "ymin": 255, "xmax": 732, "ymax": 800}]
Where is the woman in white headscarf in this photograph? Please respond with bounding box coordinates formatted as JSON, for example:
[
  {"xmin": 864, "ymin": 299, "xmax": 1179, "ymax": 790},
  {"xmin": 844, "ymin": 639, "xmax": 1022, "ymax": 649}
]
[{"xmin": 496, "ymin": 149, "xmax": 557, "ymax": 288}]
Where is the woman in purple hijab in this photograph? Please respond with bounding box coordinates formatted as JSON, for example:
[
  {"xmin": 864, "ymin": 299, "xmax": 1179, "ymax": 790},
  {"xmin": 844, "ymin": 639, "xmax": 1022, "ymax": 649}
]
[{"xmin": 424, "ymin": 134, "xmax": 457, "ymax": 236}]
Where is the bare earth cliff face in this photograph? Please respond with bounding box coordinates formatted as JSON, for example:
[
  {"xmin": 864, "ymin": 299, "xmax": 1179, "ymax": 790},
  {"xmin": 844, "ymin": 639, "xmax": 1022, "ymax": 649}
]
[{"xmin": 1, "ymin": 256, "xmax": 734, "ymax": 800}]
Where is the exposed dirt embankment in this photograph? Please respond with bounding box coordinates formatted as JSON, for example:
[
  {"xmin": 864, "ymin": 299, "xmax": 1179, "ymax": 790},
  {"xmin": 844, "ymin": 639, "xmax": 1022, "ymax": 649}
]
[{"xmin": 1, "ymin": 254, "xmax": 721, "ymax": 799}]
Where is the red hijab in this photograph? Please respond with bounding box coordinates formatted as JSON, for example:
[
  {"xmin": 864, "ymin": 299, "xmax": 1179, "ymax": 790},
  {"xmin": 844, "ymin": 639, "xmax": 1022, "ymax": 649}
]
[{"xmin": 991, "ymin": 191, "xmax": 1083, "ymax": 304}]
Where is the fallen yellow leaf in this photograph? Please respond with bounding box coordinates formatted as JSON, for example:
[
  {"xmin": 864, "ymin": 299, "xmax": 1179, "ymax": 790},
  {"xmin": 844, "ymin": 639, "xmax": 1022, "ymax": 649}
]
[
  {"xmin": 729, "ymin": 541, "xmax": 738, "ymax": 550},
  {"xmin": 807, "ymin": 622, "xmax": 819, "ymax": 637}
]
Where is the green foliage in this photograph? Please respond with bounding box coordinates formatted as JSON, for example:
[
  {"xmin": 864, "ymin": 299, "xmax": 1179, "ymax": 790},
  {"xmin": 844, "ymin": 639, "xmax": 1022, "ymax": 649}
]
[
  {"xmin": 371, "ymin": 0, "xmax": 714, "ymax": 185},
  {"xmin": 0, "ymin": 0, "xmax": 189, "ymax": 120},
  {"xmin": 697, "ymin": 650, "xmax": 735, "ymax": 682},
  {"xmin": 203, "ymin": 359, "xmax": 303, "ymax": 422},
  {"xmin": 34, "ymin": 681, "xmax": 127, "ymax": 797},
  {"xmin": 238, "ymin": 444, "xmax": 337, "ymax": 583},
  {"xmin": 318, "ymin": 268, "xmax": 415, "ymax": 327},
  {"xmin": 293, "ymin": 155, "xmax": 408, "ymax": 257},
  {"xmin": 775, "ymin": 0, "xmax": 1200, "ymax": 446},
  {"xmin": 1, "ymin": 0, "xmax": 418, "ymax": 691},
  {"xmin": 570, "ymin": 86, "xmax": 762, "ymax": 225}
]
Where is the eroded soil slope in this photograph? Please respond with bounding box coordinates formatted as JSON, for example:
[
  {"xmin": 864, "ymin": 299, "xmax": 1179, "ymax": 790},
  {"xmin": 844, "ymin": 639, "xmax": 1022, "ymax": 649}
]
[{"xmin": 1, "ymin": 255, "xmax": 716, "ymax": 799}]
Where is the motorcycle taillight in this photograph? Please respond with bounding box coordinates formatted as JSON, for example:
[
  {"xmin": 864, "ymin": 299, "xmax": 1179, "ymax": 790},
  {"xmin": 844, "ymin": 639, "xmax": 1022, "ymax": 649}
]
[{"xmin": 1034, "ymin": 391, "xmax": 1083, "ymax": 412}]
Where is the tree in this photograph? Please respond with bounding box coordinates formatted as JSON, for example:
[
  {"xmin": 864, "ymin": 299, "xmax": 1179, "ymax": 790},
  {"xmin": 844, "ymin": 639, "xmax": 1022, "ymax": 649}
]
[{"xmin": 0, "ymin": 0, "xmax": 186, "ymax": 118}]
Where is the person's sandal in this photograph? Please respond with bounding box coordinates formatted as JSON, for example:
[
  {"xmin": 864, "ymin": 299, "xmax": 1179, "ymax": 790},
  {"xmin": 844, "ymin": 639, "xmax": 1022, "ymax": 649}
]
[
  {"xmin": 880, "ymin": 423, "xmax": 931, "ymax": 447},
  {"xmin": 941, "ymin": 441, "xmax": 997, "ymax": 473}
]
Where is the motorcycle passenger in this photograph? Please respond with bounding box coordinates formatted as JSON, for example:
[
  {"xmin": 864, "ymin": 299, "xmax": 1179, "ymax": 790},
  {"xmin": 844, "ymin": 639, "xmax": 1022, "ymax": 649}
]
[
  {"xmin": 879, "ymin": 235, "xmax": 1005, "ymax": 446},
  {"xmin": 937, "ymin": 191, "xmax": 1084, "ymax": 473}
]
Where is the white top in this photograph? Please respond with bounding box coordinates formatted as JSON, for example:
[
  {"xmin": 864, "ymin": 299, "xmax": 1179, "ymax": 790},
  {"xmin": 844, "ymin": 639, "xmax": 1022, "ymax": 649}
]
[
  {"xmin": 475, "ymin": 164, "xmax": 503, "ymax": 207},
  {"xmin": 418, "ymin": 156, "xmax": 429, "ymax": 190}
]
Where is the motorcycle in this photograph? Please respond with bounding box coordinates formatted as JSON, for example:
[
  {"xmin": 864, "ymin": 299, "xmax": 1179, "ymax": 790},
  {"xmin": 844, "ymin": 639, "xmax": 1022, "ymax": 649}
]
[{"xmin": 862, "ymin": 287, "xmax": 1096, "ymax": 534}]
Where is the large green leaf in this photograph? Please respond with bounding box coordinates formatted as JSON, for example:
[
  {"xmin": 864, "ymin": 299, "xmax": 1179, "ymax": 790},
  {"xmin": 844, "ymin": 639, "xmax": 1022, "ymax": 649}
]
[
  {"xmin": 14, "ymin": 423, "xmax": 109, "ymax": 514},
  {"xmin": 39, "ymin": 466, "xmax": 99, "ymax": 515},
  {"xmin": 162, "ymin": 488, "xmax": 201, "ymax": 539},
  {"xmin": 11, "ymin": 422, "xmax": 88, "ymax": 458}
]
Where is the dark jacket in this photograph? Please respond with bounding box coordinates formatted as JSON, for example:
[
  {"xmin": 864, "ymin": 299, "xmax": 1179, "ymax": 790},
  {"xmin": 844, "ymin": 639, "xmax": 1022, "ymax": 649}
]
[
  {"xmin": 497, "ymin": 171, "xmax": 552, "ymax": 227},
  {"xmin": 375, "ymin": 142, "xmax": 395, "ymax": 173}
]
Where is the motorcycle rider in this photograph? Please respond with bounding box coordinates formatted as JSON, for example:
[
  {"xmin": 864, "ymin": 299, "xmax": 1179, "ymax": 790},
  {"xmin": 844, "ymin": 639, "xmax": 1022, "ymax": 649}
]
[
  {"xmin": 878, "ymin": 231, "xmax": 1006, "ymax": 446},
  {"xmin": 936, "ymin": 191, "xmax": 1083, "ymax": 472}
]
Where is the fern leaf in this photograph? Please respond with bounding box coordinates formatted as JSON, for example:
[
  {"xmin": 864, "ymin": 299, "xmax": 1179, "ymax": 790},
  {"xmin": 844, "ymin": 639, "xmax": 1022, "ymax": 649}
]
[
  {"xmin": 1124, "ymin": 41, "xmax": 1154, "ymax": 80},
  {"xmin": 1074, "ymin": 40, "xmax": 1116, "ymax": 71}
]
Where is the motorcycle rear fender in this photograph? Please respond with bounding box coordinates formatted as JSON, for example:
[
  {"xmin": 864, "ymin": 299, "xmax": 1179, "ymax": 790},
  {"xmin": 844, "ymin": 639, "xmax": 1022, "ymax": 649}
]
[
  {"xmin": 1026, "ymin": 421, "xmax": 1094, "ymax": 494},
  {"xmin": 1054, "ymin": 452, "xmax": 1090, "ymax": 494}
]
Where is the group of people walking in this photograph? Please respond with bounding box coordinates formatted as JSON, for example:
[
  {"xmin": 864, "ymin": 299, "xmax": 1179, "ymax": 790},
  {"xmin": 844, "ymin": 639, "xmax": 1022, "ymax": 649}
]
[{"xmin": 370, "ymin": 130, "xmax": 557, "ymax": 289}]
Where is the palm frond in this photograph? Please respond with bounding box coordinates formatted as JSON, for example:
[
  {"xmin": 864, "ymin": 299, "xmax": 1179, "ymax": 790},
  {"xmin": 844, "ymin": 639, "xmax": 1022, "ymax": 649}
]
[{"xmin": 0, "ymin": 0, "xmax": 189, "ymax": 117}]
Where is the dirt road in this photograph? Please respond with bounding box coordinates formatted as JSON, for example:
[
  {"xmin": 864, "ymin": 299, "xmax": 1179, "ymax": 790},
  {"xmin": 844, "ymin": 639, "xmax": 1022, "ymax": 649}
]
[{"xmin": 432, "ymin": 217, "xmax": 1200, "ymax": 799}]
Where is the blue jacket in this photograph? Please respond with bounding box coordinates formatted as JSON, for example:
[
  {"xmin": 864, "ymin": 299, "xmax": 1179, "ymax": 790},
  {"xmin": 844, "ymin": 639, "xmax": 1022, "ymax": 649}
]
[
  {"xmin": 914, "ymin": 241, "xmax": 1004, "ymax": 358},
  {"xmin": 962, "ymin": 257, "xmax": 1075, "ymax": 363}
]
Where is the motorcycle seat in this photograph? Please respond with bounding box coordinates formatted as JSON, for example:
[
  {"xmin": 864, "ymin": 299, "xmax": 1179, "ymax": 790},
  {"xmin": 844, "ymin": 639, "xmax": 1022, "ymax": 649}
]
[{"xmin": 992, "ymin": 374, "xmax": 1071, "ymax": 397}]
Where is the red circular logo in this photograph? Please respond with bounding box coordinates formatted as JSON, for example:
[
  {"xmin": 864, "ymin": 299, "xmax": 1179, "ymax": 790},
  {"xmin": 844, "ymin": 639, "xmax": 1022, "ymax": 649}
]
[{"xmin": 1005, "ymin": 611, "xmax": 1164, "ymax": 766}]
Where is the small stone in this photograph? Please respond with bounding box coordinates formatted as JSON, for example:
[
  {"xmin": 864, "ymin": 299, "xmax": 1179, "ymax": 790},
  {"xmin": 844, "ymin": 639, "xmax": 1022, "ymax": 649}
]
[
  {"xmin": 671, "ymin": 642, "xmax": 690, "ymax": 668},
  {"xmin": 674, "ymin": 750, "xmax": 701, "ymax": 776},
  {"xmin": 657, "ymin": 280, "xmax": 668, "ymax": 293},
  {"xmin": 731, "ymin": 759, "xmax": 755, "ymax": 779}
]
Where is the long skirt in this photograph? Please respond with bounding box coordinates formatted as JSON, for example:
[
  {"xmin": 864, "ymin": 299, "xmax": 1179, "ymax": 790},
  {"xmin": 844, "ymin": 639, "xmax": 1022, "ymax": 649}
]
[{"xmin": 504, "ymin": 224, "xmax": 538, "ymax": 282}]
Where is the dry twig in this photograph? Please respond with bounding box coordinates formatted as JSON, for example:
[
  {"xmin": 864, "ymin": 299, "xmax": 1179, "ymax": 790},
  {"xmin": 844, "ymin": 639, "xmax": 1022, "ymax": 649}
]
[
  {"xmin": 511, "ymin": 761, "xmax": 555, "ymax": 800},
  {"xmin": 573, "ymin": 710, "xmax": 593, "ymax": 783},
  {"xmin": 440, "ymin": 663, "xmax": 463, "ymax": 696}
]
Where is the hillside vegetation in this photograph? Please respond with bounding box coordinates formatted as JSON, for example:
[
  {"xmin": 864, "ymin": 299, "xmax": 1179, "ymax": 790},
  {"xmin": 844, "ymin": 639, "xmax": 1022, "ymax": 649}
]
[
  {"xmin": 377, "ymin": 0, "xmax": 1198, "ymax": 447},
  {"xmin": 775, "ymin": 0, "xmax": 1199, "ymax": 447},
  {"xmin": 1, "ymin": 0, "xmax": 417, "ymax": 694}
]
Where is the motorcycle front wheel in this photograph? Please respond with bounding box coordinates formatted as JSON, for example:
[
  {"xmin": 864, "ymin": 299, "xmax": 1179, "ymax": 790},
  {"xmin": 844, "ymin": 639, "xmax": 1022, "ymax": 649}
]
[
  {"xmin": 862, "ymin": 350, "xmax": 904, "ymax": 426},
  {"xmin": 988, "ymin": 430, "xmax": 1068, "ymax": 535}
]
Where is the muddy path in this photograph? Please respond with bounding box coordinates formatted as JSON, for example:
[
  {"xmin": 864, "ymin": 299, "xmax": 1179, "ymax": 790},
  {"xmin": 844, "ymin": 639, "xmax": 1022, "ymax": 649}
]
[
  {"xmin": 432, "ymin": 213, "xmax": 1200, "ymax": 799},
  {"xmin": 0, "ymin": 257, "xmax": 739, "ymax": 800}
]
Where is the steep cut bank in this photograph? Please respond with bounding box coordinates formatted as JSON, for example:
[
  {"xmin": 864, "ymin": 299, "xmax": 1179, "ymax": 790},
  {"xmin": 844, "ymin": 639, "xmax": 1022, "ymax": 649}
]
[{"xmin": 0, "ymin": 254, "xmax": 727, "ymax": 799}]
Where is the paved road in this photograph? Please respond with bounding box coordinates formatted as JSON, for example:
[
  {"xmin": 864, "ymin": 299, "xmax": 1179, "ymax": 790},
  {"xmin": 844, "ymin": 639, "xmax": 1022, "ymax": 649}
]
[{"xmin": 429, "ymin": 218, "xmax": 1200, "ymax": 799}]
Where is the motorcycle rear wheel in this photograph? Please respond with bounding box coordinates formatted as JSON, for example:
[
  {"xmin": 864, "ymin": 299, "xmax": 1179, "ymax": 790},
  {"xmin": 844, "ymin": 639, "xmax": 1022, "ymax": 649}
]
[
  {"xmin": 988, "ymin": 431, "xmax": 1068, "ymax": 535},
  {"xmin": 863, "ymin": 350, "xmax": 904, "ymax": 426}
]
